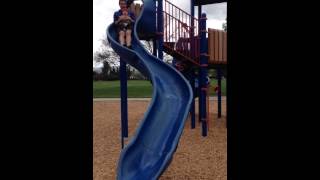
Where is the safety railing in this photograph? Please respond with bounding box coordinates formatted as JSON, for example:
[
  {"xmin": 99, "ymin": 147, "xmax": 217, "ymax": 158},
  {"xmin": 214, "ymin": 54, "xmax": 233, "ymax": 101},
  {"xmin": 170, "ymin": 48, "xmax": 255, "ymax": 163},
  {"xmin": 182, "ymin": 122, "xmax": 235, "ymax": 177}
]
[{"xmin": 161, "ymin": 0, "xmax": 200, "ymax": 64}]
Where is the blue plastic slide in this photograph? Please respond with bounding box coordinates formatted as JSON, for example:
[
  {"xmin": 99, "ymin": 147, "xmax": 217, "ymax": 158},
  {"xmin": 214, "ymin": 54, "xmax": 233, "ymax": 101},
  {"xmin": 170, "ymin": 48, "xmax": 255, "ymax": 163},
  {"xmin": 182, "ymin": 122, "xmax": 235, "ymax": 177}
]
[{"xmin": 107, "ymin": 0, "xmax": 193, "ymax": 179}]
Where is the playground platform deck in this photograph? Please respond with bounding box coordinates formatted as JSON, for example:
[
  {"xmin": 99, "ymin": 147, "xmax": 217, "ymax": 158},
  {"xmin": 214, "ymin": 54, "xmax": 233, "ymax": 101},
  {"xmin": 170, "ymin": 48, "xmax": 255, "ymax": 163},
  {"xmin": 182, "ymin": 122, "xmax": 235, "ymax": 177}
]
[{"xmin": 93, "ymin": 100, "xmax": 226, "ymax": 180}]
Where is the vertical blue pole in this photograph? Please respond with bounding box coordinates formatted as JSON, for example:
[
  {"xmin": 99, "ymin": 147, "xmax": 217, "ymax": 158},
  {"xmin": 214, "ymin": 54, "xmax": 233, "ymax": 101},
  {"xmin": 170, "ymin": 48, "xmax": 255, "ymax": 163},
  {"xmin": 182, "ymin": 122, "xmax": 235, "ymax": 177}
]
[
  {"xmin": 120, "ymin": 58, "xmax": 128, "ymax": 149},
  {"xmin": 190, "ymin": 70, "xmax": 196, "ymax": 129},
  {"xmin": 191, "ymin": 0, "xmax": 195, "ymax": 22},
  {"xmin": 217, "ymin": 67, "xmax": 222, "ymax": 118},
  {"xmin": 157, "ymin": 0, "xmax": 164, "ymax": 60},
  {"xmin": 198, "ymin": 5, "xmax": 202, "ymax": 124},
  {"xmin": 198, "ymin": 5, "xmax": 202, "ymax": 31},
  {"xmin": 153, "ymin": 39, "xmax": 157, "ymax": 57},
  {"xmin": 190, "ymin": 0, "xmax": 195, "ymax": 58},
  {"xmin": 198, "ymin": 75, "xmax": 202, "ymax": 124},
  {"xmin": 172, "ymin": 57, "xmax": 176, "ymax": 67},
  {"xmin": 190, "ymin": 1, "xmax": 196, "ymax": 130},
  {"xmin": 200, "ymin": 13, "xmax": 208, "ymax": 137}
]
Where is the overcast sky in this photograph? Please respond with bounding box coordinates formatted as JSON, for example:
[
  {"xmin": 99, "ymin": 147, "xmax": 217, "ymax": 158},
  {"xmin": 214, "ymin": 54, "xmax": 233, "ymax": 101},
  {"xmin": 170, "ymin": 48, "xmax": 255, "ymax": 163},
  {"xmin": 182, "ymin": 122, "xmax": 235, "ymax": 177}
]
[{"xmin": 93, "ymin": 0, "xmax": 227, "ymax": 53}]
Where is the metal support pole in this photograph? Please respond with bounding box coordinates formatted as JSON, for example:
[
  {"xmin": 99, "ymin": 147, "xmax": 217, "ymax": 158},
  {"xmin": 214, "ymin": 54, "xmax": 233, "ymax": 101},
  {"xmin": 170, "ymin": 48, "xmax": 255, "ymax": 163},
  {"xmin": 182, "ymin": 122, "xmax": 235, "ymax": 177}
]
[
  {"xmin": 190, "ymin": 70, "xmax": 196, "ymax": 129},
  {"xmin": 198, "ymin": 76, "xmax": 202, "ymax": 123},
  {"xmin": 190, "ymin": 0, "xmax": 195, "ymax": 59},
  {"xmin": 153, "ymin": 38, "xmax": 157, "ymax": 57},
  {"xmin": 172, "ymin": 57, "xmax": 176, "ymax": 67},
  {"xmin": 157, "ymin": 0, "xmax": 164, "ymax": 60},
  {"xmin": 198, "ymin": 5, "xmax": 202, "ymax": 30},
  {"xmin": 197, "ymin": 5, "xmax": 202, "ymax": 124},
  {"xmin": 199, "ymin": 13, "xmax": 208, "ymax": 137},
  {"xmin": 120, "ymin": 58, "xmax": 128, "ymax": 149},
  {"xmin": 217, "ymin": 67, "xmax": 222, "ymax": 118}
]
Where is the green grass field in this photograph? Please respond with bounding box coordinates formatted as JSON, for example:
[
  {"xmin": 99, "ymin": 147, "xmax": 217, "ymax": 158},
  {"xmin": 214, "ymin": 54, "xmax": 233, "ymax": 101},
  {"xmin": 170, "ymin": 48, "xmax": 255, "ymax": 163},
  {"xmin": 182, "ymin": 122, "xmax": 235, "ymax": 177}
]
[{"xmin": 93, "ymin": 79, "xmax": 226, "ymax": 98}]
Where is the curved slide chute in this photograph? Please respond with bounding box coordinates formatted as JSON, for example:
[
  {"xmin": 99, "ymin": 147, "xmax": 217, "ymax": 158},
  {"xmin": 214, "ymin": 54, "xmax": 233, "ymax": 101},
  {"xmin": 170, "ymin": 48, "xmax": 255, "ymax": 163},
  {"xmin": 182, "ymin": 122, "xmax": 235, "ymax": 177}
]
[{"xmin": 107, "ymin": 0, "xmax": 193, "ymax": 179}]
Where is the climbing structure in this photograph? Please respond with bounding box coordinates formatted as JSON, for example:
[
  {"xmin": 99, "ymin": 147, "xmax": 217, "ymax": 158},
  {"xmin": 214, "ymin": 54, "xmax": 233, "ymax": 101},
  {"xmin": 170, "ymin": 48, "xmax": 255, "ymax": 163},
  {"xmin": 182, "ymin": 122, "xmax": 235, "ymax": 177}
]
[{"xmin": 107, "ymin": 0, "xmax": 227, "ymax": 179}]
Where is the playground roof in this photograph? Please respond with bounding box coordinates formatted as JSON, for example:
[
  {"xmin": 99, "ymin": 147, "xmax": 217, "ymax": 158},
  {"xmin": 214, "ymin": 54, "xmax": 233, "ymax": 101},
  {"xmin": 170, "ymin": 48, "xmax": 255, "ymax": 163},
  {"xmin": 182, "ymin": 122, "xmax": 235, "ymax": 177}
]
[{"xmin": 194, "ymin": 0, "xmax": 227, "ymax": 6}]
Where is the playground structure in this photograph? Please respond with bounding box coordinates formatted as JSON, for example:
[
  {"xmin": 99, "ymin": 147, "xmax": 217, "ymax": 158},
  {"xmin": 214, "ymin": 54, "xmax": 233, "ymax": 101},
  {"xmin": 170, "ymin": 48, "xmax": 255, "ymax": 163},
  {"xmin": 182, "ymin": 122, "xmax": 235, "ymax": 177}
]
[{"xmin": 106, "ymin": 0, "xmax": 227, "ymax": 179}]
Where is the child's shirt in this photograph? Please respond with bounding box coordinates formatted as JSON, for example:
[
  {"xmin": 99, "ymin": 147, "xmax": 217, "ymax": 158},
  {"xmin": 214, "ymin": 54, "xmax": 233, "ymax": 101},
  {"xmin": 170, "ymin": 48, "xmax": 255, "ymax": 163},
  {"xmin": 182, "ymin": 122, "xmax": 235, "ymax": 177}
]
[{"xmin": 113, "ymin": 9, "xmax": 135, "ymax": 24}]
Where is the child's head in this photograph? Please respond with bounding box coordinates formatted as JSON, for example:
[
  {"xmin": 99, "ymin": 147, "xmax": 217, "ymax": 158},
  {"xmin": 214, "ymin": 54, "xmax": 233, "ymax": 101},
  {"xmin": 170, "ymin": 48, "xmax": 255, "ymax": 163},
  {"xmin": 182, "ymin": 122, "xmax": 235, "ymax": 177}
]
[{"xmin": 119, "ymin": 0, "xmax": 127, "ymax": 9}]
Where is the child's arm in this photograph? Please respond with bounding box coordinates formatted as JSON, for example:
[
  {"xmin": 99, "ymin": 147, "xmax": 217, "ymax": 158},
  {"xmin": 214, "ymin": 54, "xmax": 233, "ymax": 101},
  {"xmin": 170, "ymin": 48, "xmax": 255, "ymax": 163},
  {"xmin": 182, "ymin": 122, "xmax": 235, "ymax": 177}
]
[
  {"xmin": 128, "ymin": 11, "xmax": 135, "ymax": 22},
  {"xmin": 115, "ymin": 18, "xmax": 123, "ymax": 25},
  {"xmin": 125, "ymin": 17, "xmax": 134, "ymax": 23},
  {"xmin": 121, "ymin": 14, "xmax": 134, "ymax": 23},
  {"xmin": 114, "ymin": 12, "xmax": 125, "ymax": 25}
]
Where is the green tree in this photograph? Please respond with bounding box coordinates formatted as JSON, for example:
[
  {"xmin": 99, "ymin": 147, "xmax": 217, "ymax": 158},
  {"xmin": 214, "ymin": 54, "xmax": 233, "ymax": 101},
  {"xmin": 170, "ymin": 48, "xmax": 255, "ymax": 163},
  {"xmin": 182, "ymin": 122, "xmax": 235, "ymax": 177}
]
[
  {"xmin": 108, "ymin": 66, "xmax": 120, "ymax": 81},
  {"xmin": 101, "ymin": 61, "xmax": 111, "ymax": 80},
  {"xmin": 208, "ymin": 69, "xmax": 217, "ymax": 79},
  {"xmin": 222, "ymin": 17, "xmax": 227, "ymax": 31}
]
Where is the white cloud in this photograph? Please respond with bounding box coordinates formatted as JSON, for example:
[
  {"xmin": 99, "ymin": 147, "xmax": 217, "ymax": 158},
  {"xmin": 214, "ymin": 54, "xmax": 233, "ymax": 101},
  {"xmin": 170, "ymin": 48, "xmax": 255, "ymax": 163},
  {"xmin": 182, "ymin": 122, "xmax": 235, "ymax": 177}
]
[
  {"xmin": 93, "ymin": 0, "xmax": 119, "ymax": 52},
  {"xmin": 207, "ymin": 19, "xmax": 225, "ymax": 30},
  {"xmin": 168, "ymin": 1, "xmax": 227, "ymax": 26},
  {"xmin": 199, "ymin": 3, "xmax": 227, "ymax": 21}
]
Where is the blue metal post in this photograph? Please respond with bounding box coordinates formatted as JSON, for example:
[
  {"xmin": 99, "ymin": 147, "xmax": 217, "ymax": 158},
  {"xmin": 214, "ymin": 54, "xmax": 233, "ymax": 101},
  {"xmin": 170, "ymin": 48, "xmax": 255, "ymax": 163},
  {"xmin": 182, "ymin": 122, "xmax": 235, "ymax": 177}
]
[
  {"xmin": 120, "ymin": 58, "xmax": 128, "ymax": 149},
  {"xmin": 189, "ymin": 1, "xmax": 196, "ymax": 129},
  {"xmin": 198, "ymin": 5, "xmax": 202, "ymax": 30},
  {"xmin": 153, "ymin": 39, "xmax": 157, "ymax": 57},
  {"xmin": 172, "ymin": 57, "xmax": 176, "ymax": 67},
  {"xmin": 199, "ymin": 13, "xmax": 208, "ymax": 137},
  {"xmin": 190, "ymin": 70, "xmax": 196, "ymax": 129},
  {"xmin": 190, "ymin": 0, "xmax": 195, "ymax": 59},
  {"xmin": 198, "ymin": 5, "xmax": 202, "ymax": 124},
  {"xmin": 196, "ymin": 76, "xmax": 202, "ymax": 123},
  {"xmin": 217, "ymin": 67, "xmax": 222, "ymax": 118},
  {"xmin": 191, "ymin": 0, "xmax": 195, "ymax": 21},
  {"xmin": 157, "ymin": 0, "xmax": 164, "ymax": 60}
]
